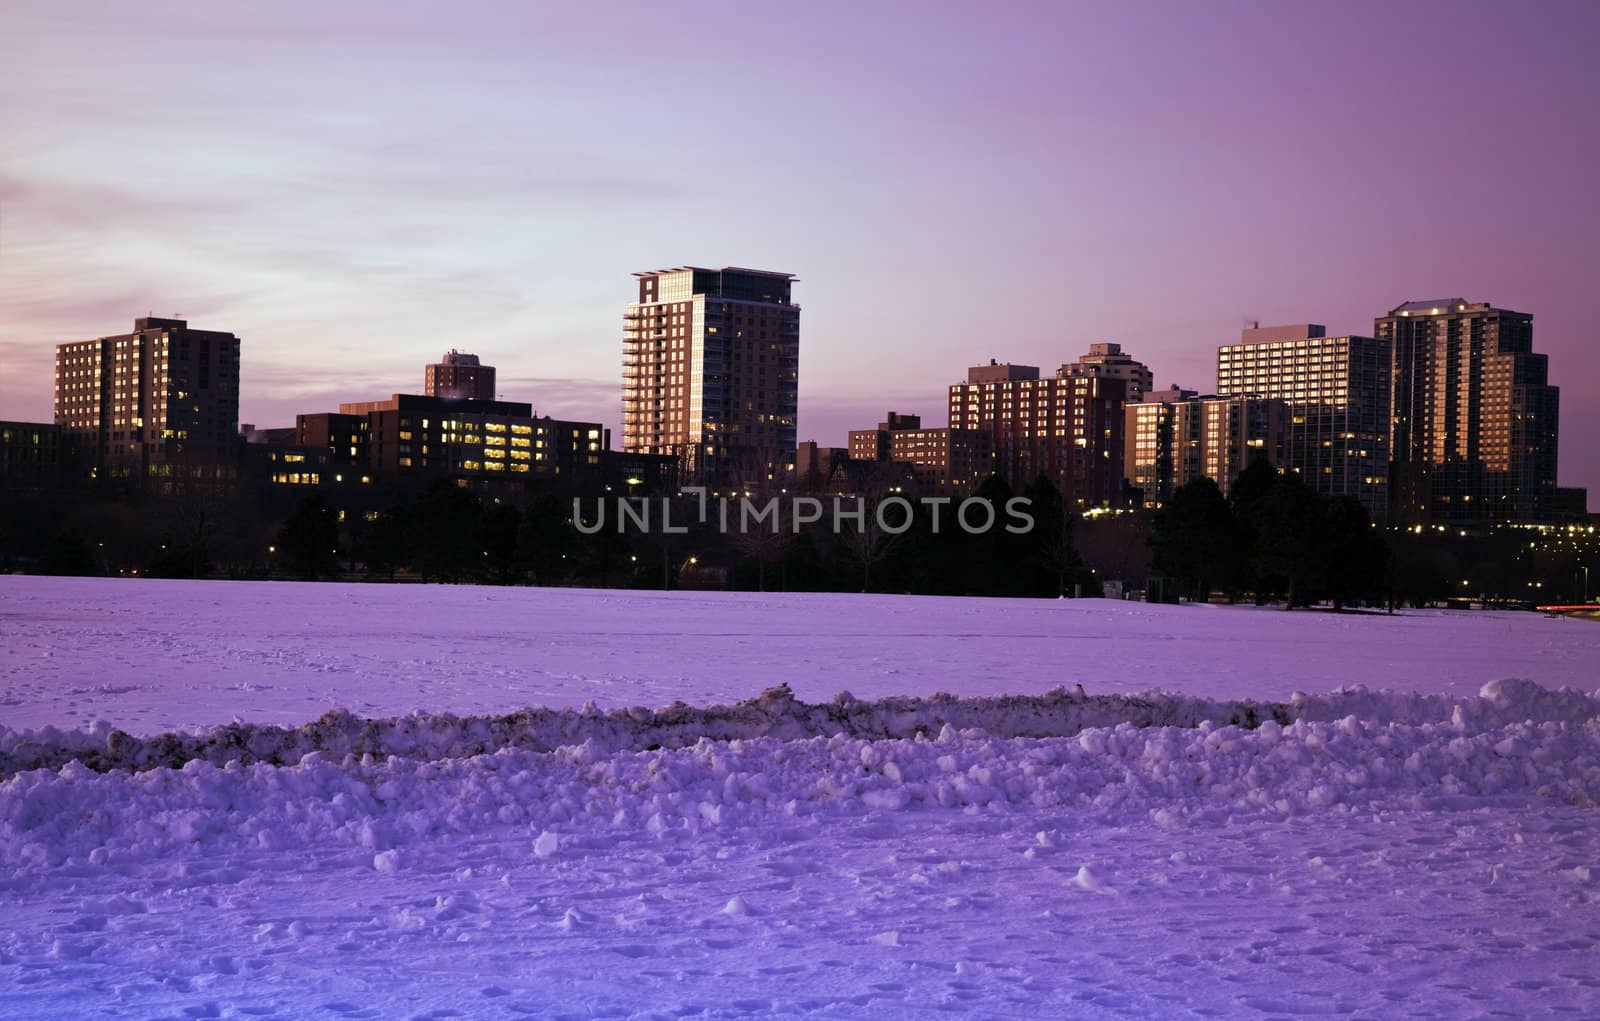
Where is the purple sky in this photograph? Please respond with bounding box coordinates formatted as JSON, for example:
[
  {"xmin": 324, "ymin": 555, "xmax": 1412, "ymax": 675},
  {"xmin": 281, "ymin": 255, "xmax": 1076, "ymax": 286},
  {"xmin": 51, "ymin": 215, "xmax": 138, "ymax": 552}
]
[{"xmin": 2, "ymin": 1, "xmax": 1597, "ymax": 499}]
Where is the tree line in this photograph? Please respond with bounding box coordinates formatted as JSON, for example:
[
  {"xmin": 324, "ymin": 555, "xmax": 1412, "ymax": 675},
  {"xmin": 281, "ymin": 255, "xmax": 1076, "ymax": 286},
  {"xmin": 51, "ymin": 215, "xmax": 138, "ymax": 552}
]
[
  {"xmin": 5, "ymin": 464, "xmax": 1593, "ymax": 608},
  {"xmin": 270, "ymin": 475, "xmax": 1099, "ymax": 598},
  {"xmin": 1148, "ymin": 460, "xmax": 1389, "ymax": 609}
]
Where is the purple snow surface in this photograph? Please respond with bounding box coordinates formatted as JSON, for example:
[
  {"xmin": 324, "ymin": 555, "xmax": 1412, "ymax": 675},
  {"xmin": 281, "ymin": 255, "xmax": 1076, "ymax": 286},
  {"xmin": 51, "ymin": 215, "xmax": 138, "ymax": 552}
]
[
  {"xmin": 1, "ymin": 576, "xmax": 1598, "ymax": 1019},
  {"xmin": 1, "ymin": 576, "xmax": 1594, "ymax": 732}
]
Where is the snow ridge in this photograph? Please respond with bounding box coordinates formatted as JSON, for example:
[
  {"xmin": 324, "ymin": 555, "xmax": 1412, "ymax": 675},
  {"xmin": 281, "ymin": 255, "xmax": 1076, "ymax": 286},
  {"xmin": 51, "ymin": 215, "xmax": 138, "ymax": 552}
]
[
  {"xmin": 2, "ymin": 679, "xmax": 1597, "ymax": 872},
  {"xmin": 0, "ymin": 684, "xmax": 1288, "ymax": 777},
  {"xmin": 2, "ymin": 678, "xmax": 1596, "ymax": 777}
]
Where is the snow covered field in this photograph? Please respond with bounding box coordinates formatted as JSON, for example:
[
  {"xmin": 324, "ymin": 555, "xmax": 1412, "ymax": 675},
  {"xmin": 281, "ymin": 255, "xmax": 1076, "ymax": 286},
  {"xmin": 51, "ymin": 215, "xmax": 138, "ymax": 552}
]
[
  {"xmin": 2, "ymin": 577, "xmax": 1599, "ymax": 1019},
  {"xmin": 2, "ymin": 576, "xmax": 1595, "ymax": 733}
]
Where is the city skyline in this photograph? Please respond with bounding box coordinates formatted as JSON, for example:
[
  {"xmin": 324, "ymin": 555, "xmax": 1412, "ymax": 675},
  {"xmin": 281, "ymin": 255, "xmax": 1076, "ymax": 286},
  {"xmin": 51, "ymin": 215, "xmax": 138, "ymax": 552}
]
[{"xmin": 2, "ymin": 1, "xmax": 1597, "ymax": 495}]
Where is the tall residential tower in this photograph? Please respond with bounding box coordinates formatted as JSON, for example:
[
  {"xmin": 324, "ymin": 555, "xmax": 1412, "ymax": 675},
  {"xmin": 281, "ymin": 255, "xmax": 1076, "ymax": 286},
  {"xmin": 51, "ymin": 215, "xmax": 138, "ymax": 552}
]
[{"xmin": 622, "ymin": 267, "xmax": 799, "ymax": 483}]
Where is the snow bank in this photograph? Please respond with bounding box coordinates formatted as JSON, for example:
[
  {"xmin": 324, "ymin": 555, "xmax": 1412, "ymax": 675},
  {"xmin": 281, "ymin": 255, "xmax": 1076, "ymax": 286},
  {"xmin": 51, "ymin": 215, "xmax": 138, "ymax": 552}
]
[
  {"xmin": 2, "ymin": 680, "xmax": 1597, "ymax": 871},
  {"xmin": 4, "ymin": 678, "xmax": 1596, "ymax": 777},
  {"xmin": 0, "ymin": 683, "xmax": 1289, "ymax": 775}
]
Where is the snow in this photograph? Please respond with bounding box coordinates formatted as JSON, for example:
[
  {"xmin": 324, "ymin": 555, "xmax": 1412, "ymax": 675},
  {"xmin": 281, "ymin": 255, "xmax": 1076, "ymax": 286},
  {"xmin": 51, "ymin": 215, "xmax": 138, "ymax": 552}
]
[
  {"xmin": 2, "ymin": 576, "xmax": 1599, "ymax": 1018},
  {"xmin": 2, "ymin": 575, "xmax": 1596, "ymax": 733}
]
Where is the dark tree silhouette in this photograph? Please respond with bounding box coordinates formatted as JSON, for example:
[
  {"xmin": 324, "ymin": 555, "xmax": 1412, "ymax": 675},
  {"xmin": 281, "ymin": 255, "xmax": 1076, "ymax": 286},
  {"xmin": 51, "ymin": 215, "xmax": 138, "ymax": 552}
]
[
  {"xmin": 1151, "ymin": 477, "xmax": 1241, "ymax": 601},
  {"xmin": 277, "ymin": 493, "xmax": 340, "ymax": 581},
  {"xmin": 408, "ymin": 479, "xmax": 483, "ymax": 583},
  {"xmin": 482, "ymin": 502, "xmax": 523, "ymax": 584}
]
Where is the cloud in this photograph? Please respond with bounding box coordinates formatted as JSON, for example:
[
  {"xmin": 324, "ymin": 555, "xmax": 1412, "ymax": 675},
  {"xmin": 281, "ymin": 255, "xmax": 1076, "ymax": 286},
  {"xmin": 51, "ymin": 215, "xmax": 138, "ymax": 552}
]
[{"xmin": 0, "ymin": 174, "xmax": 244, "ymax": 234}]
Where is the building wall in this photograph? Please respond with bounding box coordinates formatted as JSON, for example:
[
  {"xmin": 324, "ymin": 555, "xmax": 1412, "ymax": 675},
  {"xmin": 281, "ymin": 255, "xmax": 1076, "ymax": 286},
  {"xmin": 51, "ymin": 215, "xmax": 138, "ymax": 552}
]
[
  {"xmin": 1376, "ymin": 300, "xmax": 1558, "ymax": 523},
  {"xmin": 948, "ymin": 371, "xmax": 1126, "ymax": 508},
  {"xmin": 623, "ymin": 267, "xmax": 799, "ymax": 484},
  {"xmin": 887, "ymin": 427, "xmax": 994, "ymax": 493},
  {"xmin": 425, "ymin": 361, "xmax": 497, "ymax": 401},
  {"xmin": 0, "ymin": 421, "xmax": 63, "ymax": 487},
  {"xmin": 54, "ymin": 317, "xmax": 241, "ymax": 477},
  {"xmin": 315, "ymin": 394, "xmax": 603, "ymax": 485},
  {"xmin": 1060, "ymin": 343, "xmax": 1154, "ymax": 401},
  {"xmin": 847, "ymin": 413, "xmax": 922, "ymax": 463},
  {"xmin": 297, "ymin": 413, "xmax": 368, "ymax": 465},
  {"xmin": 1216, "ymin": 328, "xmax": 1391, "ymax": 517},
  {"xmin": 1125, "ymin": 395, "xmax": 1286, "ymax": 508},
  {"xmin": 846, "ymin": 429, "xmax": 885, "ymax": 462}
]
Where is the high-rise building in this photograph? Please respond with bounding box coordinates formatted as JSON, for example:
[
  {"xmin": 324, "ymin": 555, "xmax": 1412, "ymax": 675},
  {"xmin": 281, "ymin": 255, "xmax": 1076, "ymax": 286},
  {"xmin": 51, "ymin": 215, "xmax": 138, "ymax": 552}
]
[
  {"xmin": 54, "ymin": 317, "xmax": 241, "ymax": 476},
  {"xmin": 425, "ymin": 351, "xmax": 497, "ymax": 401},
  {"xmin": 1061, "ymin": 342, "xmax": 1154, "ymax": 401},
  {"xmin": 1216, "ymin": 324, "xmax": 1391, "ymax": 517},
  {"xmin": 1125, "ymin": 390, "xmax": 1287, "ymax": 508},
  {"xmin": 1375, "ymin": 300, "xmax": 1559, "ymax": 523},
  {"xmin": 622, "ymin": 267, "xmax": 799, "ymax": 484},
  {"xmin": 948, "ymin": 361, "xmax": 1125, "ymax": 507}
]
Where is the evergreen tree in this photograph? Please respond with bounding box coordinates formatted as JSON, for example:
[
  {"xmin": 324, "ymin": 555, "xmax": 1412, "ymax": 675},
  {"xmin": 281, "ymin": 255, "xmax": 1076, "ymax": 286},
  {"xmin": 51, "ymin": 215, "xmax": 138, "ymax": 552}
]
[
  {"xmin": 357, "ymin": 505, "xmax": 409, "ymax": 581},
  {"xmin": 1249, "ymin": 473, "xmax": 1326, "ymax": 609},
  {"xmin": 482, "ymin": 502, "xmax": 523, "ymax": 584},
  {"xmin": 1322, "ymin": 496, "xmax": 1388, "ymax": 610},
  {"xmin": 1020, "ymin": 474, "xmax": 1080, "ymax": 597},
  {"xmin": 408, "ymin": 479, "xmax": 483, "ymax": 583},
  {"xmin": 277, "ymin": 493, "xmax": 340, "ymax": 581},
  {"xmin": 33, "ymin": 528, "xmax": 99, "ymax": 577},
  {"xmin": 515, "ymin": 494, "xmax": 571, "ymax": 585},
  {"xmin": 963, "ymin": 473, "xmax": 1019, "ymax": 595},
  {"xmin": 1151, "ymin": 476, "xmax": 1240, "ymax": 601}
]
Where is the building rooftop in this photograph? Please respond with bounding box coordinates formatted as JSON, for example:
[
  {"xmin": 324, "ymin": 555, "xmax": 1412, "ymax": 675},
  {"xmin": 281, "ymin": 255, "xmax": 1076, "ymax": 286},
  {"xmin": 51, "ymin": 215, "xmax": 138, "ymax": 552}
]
[
  {"xmin": 1389, "ymin": 299, "xmax": 1469, "ymax": 314},
  {"xmin": 635, "ymin": 266, "xmax": 797, "ymax": 281}
]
